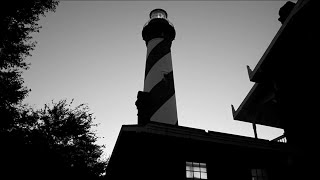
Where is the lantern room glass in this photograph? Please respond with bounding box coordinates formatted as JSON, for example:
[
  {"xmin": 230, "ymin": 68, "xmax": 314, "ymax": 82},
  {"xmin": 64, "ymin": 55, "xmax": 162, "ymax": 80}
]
[{"xmin": 150, "ymin": 9, "xmax": 167, "ymax": 19}]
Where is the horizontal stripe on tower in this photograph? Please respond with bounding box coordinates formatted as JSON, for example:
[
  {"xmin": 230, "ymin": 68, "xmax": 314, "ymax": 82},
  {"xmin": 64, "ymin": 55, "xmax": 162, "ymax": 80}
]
[
  {"xmin": 148, "ymin": 71, "xmax": 175, "ymax": 117},
  {"xmin": 145, "ymin": 38, "xmax": 172, "ymax": 78},
  {"xmin": 144, "ymin": 53, "xmax": 173, "ymax": 92}
]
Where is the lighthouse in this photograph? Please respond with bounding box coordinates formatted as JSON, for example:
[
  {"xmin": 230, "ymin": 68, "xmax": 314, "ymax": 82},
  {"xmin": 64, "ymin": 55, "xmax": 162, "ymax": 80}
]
[{"xmin": 136, "ymin": 9, "xmax": 178, "ymax": 125}]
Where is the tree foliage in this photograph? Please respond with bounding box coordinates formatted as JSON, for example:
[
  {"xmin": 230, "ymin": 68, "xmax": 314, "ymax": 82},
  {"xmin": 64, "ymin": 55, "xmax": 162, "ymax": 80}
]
[
  {"xmin": 0, "ymin": 0, "xmax": 59, "ymax": 129},
  {"xmin": 1, "ymin": 1, "xmax": 108, "ymax": 178},
  {"xmin": 3, "ymin": 100, "xmax": 107, "ymax": 179},
  {"xmin": 0, "ymin": 0, "xmax": 59, "ymax": 69}
]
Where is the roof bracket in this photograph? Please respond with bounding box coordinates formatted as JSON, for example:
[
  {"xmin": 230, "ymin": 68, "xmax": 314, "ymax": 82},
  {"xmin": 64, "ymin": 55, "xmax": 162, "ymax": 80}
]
[
  {"xmin": 231, "ymin": 104, "xmax": 236, "ymax": 118},
  {"xmin": 247, "ymin": 65, "xmax": 253, "ymax": 79}
]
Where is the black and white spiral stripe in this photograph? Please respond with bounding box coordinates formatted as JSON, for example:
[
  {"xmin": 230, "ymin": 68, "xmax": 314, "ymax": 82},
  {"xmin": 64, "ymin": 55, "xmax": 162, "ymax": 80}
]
[{"xmin": 143, "ymin": 38, "xmax": 178, "ymax": 125}]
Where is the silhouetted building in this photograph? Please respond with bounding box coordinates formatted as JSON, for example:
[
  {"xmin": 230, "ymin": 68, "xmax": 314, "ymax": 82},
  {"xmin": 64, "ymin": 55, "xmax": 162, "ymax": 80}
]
[
  {"xmin": 232, "ymin": 0, "xmax": 316, "ymax": 179},
  {"xmin": 105, "ymin": 1, "xmax": 315, "ymax": 179},
  {"xmin": 105, "ymin": 122, "xmax": 289, "ymax": 180}
]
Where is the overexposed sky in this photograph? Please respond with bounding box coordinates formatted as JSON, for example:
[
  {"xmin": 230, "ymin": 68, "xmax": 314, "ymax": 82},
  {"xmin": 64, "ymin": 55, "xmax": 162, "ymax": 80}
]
[{"xmin": 23, "ymin": 1, "xmax": 290, "ymax": 156}]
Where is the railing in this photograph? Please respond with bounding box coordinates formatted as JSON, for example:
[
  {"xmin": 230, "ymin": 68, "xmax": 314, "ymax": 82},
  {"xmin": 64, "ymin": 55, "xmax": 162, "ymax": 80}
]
[{"xmin": 271, "ymin": 134, "xmax": 287, "ymax": 143}]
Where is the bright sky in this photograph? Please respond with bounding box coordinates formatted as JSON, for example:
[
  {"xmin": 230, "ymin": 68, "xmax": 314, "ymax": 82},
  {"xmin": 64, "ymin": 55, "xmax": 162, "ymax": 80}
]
[{"xmin": 23, "ymin": 1, "xmax": 290, "ymax": 156}]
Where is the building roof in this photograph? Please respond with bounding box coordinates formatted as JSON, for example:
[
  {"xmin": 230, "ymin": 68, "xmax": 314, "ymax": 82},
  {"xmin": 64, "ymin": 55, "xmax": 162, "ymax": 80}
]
[
  {"xmin": 112, "ymin": 122, "xmax": 288, "ymax": 155},
  {"xmin": 247, "ymin": 0, "xmax": 310, "ymax": 83},
  {"xmin": 232, "ymin": 83, "xmax": 281, "ymax": 128},
  {"xmin": 232, "ymin": 0, "xmax": 313, "ymax": 128}
]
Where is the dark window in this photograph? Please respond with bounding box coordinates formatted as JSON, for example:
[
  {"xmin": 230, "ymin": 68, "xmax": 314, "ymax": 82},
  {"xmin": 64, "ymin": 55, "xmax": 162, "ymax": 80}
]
[
  {"xmin": 186, "ymin": 162, "xmax": 207, "ymax": 179},
  {"xmin": 251, "ymin": 168, "xmax": 268, "ymax": 180}
]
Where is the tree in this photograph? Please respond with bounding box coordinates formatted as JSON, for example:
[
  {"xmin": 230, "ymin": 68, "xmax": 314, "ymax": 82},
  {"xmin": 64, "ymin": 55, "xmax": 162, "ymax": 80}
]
[
  {"xmin": 4, "ymin": 100, "xmax": 107, "ymax": 179},
  {"xmin": 0, "ymin": 2, "xmax": 108, "ymax": 178},
  {"xmin": 0, "ymin": 0, "xmax": 59, "ymax": 130}
]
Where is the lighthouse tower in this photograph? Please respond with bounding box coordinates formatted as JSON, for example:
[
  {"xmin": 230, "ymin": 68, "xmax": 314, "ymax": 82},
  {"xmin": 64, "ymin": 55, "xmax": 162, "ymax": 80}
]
[{"xmin": 136, "ymin": 9, "xmax": 178, "ymax": 125}]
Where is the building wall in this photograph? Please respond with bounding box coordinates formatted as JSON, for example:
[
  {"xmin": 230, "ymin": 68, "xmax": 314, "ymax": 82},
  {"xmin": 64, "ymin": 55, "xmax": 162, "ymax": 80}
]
[{"xmin": 106, "ymin": 127, "xmax": 289, "ymax": 180}]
